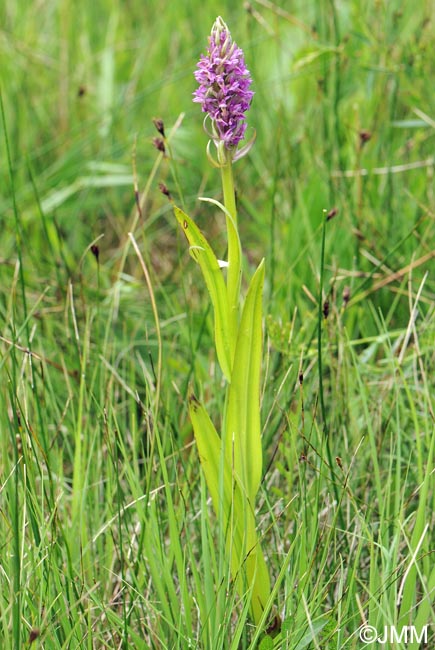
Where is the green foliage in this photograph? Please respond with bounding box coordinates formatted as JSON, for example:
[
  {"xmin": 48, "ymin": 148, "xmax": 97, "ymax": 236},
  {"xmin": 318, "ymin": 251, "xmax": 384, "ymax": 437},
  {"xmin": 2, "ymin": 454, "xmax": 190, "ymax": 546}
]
[{"xmin": 176, "ymin": 195, "xmax": 270, "ymax": 625}]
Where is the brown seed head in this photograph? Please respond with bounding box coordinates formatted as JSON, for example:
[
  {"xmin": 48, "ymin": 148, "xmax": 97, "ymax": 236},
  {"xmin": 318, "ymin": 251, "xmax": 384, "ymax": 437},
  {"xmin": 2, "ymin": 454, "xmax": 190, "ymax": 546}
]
[
  {"xmin": 90, "ymin": 244, "xmax": 99, "ymax": 262},
  {"xmin": 359, "ymin": 130, "xmax": 372, "ymax": 145},
  {"xmin": 158, "ymin": 182, "xmax": 172, "ymax": 200},
  {"xmin": 343, "ymin": 285, "xmax": 351, "ymax": 306},
  {"xmin": 326, "ymin": 207, "xmax": 338, "ymax": 221},
  {"xmin": 29, "ymin": 629, "xmax": 40, "ymax": 644},
  {"xmin": 152, "ymin": 118, "xmax": 165, "ymax": 137},
  {"xmin": 152, "ymin": 137, "xmax": 166, "ymax": 154}
]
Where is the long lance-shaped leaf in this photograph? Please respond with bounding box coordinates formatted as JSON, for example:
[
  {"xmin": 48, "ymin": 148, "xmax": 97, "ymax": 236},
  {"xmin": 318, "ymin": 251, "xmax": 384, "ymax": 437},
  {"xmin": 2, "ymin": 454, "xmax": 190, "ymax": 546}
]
[
  {"xmin": 188, "ymin": 394, "xmax": 243, "ymax": 553},
  {"xmin": 189, "ymin": 394, "xmax": 270, "ymax": 624},
  {"xmin": 188, "ymin": 394, "xmax": 228, "ymax": 515},
  {"xmin": 224, "ymin": 259, "xmax": 265, "ymax": 502},
  {"xmin": 243, "ymin": 508, "xmax": 271, "ymax": 626},
  {"xmin": 188, "ymin": 394, "xmax": 246, "ymax": 582},
  {"xmin": 228, "ymin": 475, "xmax": 271, "ymax": 625},
  {"xmin": 198, "ymin": 194, "xmax": 242, "ymax": 366},
  {"xmin": 174, "ymin": 205, "xmax": 232, "ymax": 381}
]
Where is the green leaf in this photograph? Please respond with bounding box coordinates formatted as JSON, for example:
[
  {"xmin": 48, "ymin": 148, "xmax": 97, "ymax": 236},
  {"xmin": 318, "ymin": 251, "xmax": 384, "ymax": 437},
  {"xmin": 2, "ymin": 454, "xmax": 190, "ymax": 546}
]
[
  {"xmin": 188, "ymin": 393, "xmax": 246, "ymax": 575},
  {"xmin": 224, "ymin": 259, "xmax": 265, "ymax": 502},
  {"xmin": 188, "ymin": 393, "xmax": 270, "ymax": 625},
  {"xmin": 174, "ymin": 206, "xmax": 232, "ymax": 381},
  {"xmin": 199, "ymin": 194, "xmax": 242, "ymax": 360},
  {"xmin": 188, "ymin": 393, "xmax": 225, "ymax": 515},
  {"xmin": 293, "ymin": 618, "xmax": 330, "ymax": 650},
  {"xmin": 259, "ymin": 635, "xmax": 274, "ymax": 650}
]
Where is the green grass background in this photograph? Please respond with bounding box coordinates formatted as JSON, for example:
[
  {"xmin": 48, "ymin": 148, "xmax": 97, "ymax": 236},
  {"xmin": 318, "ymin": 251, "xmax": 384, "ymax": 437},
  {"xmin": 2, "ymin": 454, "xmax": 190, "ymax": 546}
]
[{"xmin": 1, "ymin": 0, "xmax": 434, "ymax": 647}]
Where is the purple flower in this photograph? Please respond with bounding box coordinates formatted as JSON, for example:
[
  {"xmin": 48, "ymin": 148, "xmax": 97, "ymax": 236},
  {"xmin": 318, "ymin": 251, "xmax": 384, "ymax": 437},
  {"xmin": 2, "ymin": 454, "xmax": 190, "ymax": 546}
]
[{"xmin": 193, "ymin": 17, "xmax": 254, "ymax": 150}]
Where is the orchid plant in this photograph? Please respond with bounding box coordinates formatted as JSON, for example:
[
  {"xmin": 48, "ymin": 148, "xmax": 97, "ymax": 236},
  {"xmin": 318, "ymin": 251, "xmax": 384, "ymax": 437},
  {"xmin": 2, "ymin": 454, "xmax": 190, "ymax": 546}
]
[{"xmin": 172, "ymin": 17, "xmax": 272, "ymax": 626}]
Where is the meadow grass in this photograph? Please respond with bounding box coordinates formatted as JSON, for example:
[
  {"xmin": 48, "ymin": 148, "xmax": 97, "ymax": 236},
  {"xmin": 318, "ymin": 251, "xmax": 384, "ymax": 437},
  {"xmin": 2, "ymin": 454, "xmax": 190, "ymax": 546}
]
[{"xmin": 1, "ymin": 0, "xmax": 434, "ymax": 648}]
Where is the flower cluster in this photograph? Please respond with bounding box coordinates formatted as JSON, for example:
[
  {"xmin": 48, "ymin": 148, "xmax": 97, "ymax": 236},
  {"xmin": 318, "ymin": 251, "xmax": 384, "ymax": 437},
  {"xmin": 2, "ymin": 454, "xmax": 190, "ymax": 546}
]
[{"xmin": 193, "ymin": 17, "xmax": 254, "ymax": 150}]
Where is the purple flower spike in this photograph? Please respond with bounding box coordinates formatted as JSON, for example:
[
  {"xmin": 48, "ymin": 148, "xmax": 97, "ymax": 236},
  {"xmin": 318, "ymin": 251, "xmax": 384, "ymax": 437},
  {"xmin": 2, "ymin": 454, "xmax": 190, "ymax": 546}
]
[{"xmin": 193, "ymin": 17, "xmax": 254, "ymax": 151}]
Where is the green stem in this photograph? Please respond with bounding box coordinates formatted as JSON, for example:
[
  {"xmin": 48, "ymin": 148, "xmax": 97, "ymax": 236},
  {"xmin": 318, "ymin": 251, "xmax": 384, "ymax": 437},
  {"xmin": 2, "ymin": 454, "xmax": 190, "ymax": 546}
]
[
  {"xmin": 317, "ymin": 216, "xmax": 327, "ymax": 435},
  {"xmin": 219, "ymin": 144, "xmax": 241, "ymax": 366},
  {"xmin": 318, "ymin": 214, "xmax": 345, "ymax": 531}
]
